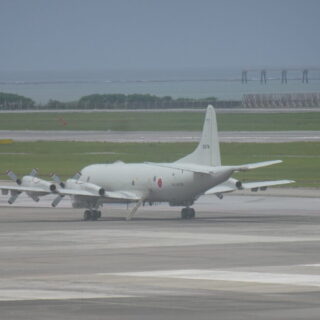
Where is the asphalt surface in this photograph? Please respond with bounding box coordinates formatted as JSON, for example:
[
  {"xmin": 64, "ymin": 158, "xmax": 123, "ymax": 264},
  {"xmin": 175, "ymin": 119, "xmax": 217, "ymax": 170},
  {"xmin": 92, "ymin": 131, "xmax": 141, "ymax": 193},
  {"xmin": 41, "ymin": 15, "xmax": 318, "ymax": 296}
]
[
  {"xmin": 0, "ymin": 193, "xmax": 320, "ymax": 319},
  {"xmin": 2, "ymin": 130, "xmax": 320, "ymax": 142}
]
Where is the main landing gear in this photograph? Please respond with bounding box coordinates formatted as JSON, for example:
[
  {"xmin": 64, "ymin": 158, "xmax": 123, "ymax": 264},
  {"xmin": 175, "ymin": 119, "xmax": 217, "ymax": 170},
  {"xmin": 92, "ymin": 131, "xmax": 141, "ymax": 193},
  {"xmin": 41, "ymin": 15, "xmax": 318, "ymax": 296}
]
[
  {"xmin": 181, "ymin": 207, "xmax": 195, "ymax": 219},
  {"xmin": 83, "ymin": 210, "xmax": 101, "ymax": 221}
]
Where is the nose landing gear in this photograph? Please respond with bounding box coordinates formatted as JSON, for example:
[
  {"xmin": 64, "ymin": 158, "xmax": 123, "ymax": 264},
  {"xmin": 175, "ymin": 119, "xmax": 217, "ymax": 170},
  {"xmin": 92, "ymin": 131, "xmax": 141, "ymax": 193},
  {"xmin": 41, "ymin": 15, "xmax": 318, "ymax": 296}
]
[
  {"xmin": 181, "ymin": 207, "xmax": 195, "ymax": 219},
  {"xmin": 83, "ymin": 210, "xmax": 101, "ymax": 221}
]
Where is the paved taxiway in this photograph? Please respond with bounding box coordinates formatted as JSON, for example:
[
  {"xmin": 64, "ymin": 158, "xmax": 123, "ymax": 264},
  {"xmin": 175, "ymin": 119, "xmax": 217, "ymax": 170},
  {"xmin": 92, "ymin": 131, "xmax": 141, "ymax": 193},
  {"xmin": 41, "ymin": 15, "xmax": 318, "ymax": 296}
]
[
  {"xmin": 0, "ymin": 192, "xmax": 320, "ymax": 319},
  {"xmin": 2, "ymin": 130, "xmax": 320, "ymax": 142}
]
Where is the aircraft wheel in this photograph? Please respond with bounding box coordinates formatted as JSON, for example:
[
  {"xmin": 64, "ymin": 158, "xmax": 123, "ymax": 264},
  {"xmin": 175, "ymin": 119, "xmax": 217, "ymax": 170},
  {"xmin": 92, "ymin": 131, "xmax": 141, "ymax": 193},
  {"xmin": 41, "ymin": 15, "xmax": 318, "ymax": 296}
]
[
  {"xmin": 91, "ymin": 210, "xmax": 99, "ymax": 221},
  {"xmin": 84, "ymin": 210, "xmax": 91, "ymax": 221},
  {"xmin": 181, "ymin": 208, "xmax": 188, "ymax": 219},
  {"xmin": 181, "ymin": 208, "xmax": 195, "ymax": 219}
]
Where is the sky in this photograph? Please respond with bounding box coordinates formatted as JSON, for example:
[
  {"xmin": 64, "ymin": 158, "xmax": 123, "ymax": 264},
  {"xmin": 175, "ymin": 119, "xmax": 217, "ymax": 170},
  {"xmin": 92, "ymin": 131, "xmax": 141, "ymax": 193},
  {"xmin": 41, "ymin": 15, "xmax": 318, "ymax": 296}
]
[{"xmin": 0, "ymin": 0, "xmax": 319, "ymax": 71}]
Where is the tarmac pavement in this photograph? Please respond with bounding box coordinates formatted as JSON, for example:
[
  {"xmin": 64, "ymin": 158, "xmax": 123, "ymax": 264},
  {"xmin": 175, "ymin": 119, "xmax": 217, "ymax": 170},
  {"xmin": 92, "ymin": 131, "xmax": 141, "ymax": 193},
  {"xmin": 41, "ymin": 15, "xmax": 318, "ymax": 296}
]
[{"xmin": 0, "ymin": 193, "xmax": 319, "ymax": 319}]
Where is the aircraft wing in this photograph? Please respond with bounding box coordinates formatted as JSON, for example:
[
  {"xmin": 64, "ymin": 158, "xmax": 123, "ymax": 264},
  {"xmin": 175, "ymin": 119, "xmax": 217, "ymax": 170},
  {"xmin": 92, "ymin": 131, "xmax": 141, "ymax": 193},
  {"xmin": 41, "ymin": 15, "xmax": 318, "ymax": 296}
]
[
  {"xmin": 58, "ymin": 188, "xmax": 141, "ymax": 201},
  {"xmin": 104, "ymin": 191, "xmax": 141, "ymax": 201},
  {"xmin": 204, "ymin": 184, "xmax": 235, "ymax": 194},
  {"xmin": 205, "ymin": 179, "xmax": 294, "ymax": 195},
  {"xmin": 0, "ymin": 185, "xmax": 50, "ymax": 195}
]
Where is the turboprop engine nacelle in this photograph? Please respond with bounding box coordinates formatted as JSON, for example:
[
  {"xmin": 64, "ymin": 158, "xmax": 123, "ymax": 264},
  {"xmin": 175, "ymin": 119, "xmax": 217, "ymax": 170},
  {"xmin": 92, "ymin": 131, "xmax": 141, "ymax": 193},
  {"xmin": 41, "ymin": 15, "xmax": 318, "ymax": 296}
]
[
  {"xmin": 65, "ymin": 179, "xmax": 105, "ymax": 196},
  {"xmin": 22, "ymin": 176, "xmax": 57, "ymax": 192}
]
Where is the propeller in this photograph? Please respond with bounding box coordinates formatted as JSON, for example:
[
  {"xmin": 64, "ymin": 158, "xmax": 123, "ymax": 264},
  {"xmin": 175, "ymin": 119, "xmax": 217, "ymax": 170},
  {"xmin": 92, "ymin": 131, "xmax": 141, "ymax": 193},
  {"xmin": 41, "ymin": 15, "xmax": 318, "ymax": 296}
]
[
  {"xmin": 50, "ymin": 173, "xmax": 65, "ymax": 188},
  {"xmin": 6, "ymin": 169, "xmax": 39, "ymax": 204},
  {"xmin": 6, "ymin": 168, "xmax": 38, "ymax": 185},
  {"xmin": 50, "ymin": 172, "xmax": 81, "ymax": 207},
  {"xmin": 50, "ymin": 173, "xmax": 65, "ymax": 207},
  {"xmin": 6, "ymin": 169, "xmax": 36, "ymax": 204}
]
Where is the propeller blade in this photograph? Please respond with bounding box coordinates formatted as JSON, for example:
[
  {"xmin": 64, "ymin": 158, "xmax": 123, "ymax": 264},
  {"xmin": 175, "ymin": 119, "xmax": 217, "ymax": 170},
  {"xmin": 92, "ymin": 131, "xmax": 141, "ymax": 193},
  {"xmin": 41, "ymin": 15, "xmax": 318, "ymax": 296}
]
[
  {"xmin": 52, "ymin": 195, "xmax": 64, "ymax": 207},
  {"xmin": 50, "ymin": 173, "xmax": 61, "ymax": 183},
  {"xmin": 7, "ymin": 170, "xmax": 18, "ymax": 181},
  {"xmin": 28, "ymin": 193, "xmax": 40, "ymax": 202},
  {"xmin": 50, "ymin": 173, "xmax": 65, "ymax": 188},
  {"xmin": 6, "ymin": 170, "xmax": 22, "ymax": 185},
  {"xmin": 30, "ymin": 168, "xmax": 38, "ymax": 177},
  {"xmin": 72, "ymin": 172, "xmax": 81, "ymax": 180},
  {"xmin": 8, "ymin": 190, "xmax": 21, "ymax": 204}
]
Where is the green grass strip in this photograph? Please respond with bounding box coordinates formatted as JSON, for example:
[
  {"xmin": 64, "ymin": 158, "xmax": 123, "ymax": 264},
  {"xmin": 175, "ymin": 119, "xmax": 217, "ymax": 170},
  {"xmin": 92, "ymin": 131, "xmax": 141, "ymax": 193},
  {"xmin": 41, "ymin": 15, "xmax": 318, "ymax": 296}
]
[
  {"xmin": 0, "ymin": 141, "xmax": 319, "ymax": 187},
  {"xmin": 1, "ymin": 111, "xmax": 320, "ymax": 131}
]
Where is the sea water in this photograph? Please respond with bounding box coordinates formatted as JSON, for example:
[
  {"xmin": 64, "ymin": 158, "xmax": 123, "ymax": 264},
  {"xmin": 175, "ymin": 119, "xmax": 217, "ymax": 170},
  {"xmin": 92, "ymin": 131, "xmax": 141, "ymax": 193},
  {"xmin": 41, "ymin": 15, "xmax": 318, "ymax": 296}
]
[{"xmin": 0, "ymin": 68, "xmax": 319, "ymax": 104}]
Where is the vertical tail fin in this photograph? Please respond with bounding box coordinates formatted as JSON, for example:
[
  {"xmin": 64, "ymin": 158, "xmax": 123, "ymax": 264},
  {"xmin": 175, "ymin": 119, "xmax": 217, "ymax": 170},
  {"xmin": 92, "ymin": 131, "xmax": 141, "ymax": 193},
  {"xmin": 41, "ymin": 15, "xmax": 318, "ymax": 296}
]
[{"xmin": 176, "ymin": 105, "xmax": 221, "ymax": 166}]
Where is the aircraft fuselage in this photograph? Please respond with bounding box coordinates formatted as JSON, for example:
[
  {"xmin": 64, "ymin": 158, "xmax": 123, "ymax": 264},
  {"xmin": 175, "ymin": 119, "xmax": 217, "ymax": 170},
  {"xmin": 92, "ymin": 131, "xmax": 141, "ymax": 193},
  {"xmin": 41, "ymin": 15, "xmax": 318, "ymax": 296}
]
[{"xmin": 79, "ymin": 162, "xmax": 232, "ymax": 206}]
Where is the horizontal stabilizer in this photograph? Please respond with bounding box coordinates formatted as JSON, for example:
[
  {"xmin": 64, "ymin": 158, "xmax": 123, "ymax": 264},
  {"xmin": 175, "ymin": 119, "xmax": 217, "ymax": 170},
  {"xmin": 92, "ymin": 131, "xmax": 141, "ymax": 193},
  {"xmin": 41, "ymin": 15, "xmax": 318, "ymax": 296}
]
[
  {"xmin": 205, "ymin": 179, "xmax": 294, "ymax": 195},
  {"xmin": 242, "ymin": 179, "xmax": 295, "ymax": 190},
  {"xmin": 225, "ymin": 160, "xmax": 283, "ymax": 172}
]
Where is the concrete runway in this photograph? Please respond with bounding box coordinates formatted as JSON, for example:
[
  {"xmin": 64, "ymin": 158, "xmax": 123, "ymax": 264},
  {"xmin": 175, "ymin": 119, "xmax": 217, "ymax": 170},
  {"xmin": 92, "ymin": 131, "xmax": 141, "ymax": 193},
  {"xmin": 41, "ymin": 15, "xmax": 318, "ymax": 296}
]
[
  {"xmin": 0, "ymin": 193, "xmax": 320, "ymax": 319},
  {"xmin": 2, "ymin": 130, "xmax": 320, "ymax": 142}
]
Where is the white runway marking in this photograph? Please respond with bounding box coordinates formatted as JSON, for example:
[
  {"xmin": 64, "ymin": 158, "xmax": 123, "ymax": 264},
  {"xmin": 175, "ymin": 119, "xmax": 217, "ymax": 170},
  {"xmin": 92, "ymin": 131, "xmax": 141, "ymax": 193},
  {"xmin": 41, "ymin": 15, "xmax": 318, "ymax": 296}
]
[
  {"xmin": 0, "ymin": 277, "xmax": 172, "ymax": 302},
  {"xmin": 1, "ymin": 229, "xmax": 320, "ymax": 252},
  {"xmin": 110, "ymin": 269, "xmax": 320, "ymax": 288},
  {"xmin": 1, "ymin": 130, "xmax": 320, "ymax": 142},
  {"xmin": 0, "ymin": 275, "xmax": 134, "ymax": 302},
  {"xmin": 0, "ymin": 290, "xmax": 131, "ymax": 302}
]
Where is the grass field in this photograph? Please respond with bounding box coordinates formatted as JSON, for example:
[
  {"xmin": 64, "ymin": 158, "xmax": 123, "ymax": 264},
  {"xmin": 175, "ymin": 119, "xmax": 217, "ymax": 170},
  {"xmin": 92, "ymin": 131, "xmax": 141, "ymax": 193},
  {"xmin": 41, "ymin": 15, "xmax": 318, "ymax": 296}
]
[
  {"xmin": 1, "ymin": 111, "xmax": 320, "ymax": 131},
  {"xmin": 0, "ymin": 141, "xmax": 319, "ymax": 187}
]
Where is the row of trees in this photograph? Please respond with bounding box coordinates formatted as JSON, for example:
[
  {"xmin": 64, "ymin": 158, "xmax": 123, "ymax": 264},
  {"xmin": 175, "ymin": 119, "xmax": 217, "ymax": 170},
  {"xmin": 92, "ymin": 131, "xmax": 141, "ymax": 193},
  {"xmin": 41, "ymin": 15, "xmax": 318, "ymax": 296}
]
[
  {"xmin": 0, "ymin": 92, "xmax": 240, "ymax": 110},
  {"xmin": 77, "ymin": 94, "xmax": 221, "ymax": 109},
  {"xmin": 0, "ymin": 92, "xmax": 35, "ymax": 109}
]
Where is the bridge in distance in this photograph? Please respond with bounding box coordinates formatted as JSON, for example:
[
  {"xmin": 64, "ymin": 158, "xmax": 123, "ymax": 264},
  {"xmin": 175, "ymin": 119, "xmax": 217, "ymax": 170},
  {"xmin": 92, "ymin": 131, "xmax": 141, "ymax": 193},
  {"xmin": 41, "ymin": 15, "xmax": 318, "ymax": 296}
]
[{"xmin": 241, "ymin": 67, "xmax": 320, "ymax": 84}]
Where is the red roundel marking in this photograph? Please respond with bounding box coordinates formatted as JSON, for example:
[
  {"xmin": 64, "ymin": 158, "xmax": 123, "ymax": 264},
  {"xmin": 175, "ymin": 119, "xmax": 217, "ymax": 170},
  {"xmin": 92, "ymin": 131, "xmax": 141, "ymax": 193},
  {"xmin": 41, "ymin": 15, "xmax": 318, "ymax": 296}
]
[{"xmin": 157, "ymin": 178, "xmax": 163, "ymax": 188}]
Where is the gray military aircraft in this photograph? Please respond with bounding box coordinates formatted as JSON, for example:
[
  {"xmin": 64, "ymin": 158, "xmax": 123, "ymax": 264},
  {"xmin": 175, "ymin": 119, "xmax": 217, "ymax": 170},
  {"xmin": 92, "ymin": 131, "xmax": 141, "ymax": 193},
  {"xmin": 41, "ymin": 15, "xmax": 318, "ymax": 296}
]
[{"xmin": 1, "ymin": 105, "xmax": 294, "ymax": 220}]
